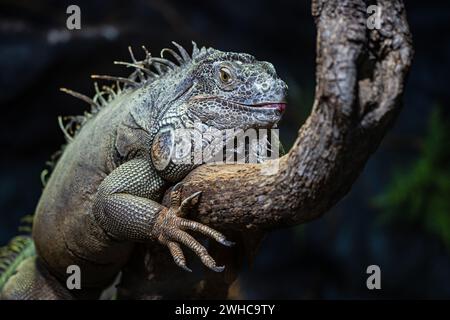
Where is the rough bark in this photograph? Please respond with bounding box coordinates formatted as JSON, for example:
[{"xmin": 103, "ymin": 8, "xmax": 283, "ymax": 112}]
[{"xmin": 118, "ymin": 0, "xmax": 413, "ymax": 299}]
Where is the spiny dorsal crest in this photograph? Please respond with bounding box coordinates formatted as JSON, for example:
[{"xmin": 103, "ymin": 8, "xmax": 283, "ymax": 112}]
[{"xmin": 58, "ymin": 41, "xmax": 208, "ymax": 142}]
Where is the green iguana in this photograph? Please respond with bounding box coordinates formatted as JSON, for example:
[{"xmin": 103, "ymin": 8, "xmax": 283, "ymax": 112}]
[{"xmin": 0, "ymin": 41, "xmax": 287, "ymax": 299}]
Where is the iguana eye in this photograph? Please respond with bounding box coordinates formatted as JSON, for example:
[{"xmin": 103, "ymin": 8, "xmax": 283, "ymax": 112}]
[{"xmin": 219, "ymin": 67, "xmax": 233, "ymax": 84}]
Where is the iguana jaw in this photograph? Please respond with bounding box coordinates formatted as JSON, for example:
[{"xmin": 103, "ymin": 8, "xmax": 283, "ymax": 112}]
[
  {"xmin": 184, "ymin": 95, "xmax": 286, "ymax": 130},
  {"xmin": 190, "ymin": 95, "xmax": 287, "ymax": 113},
  {"xmin": 240, "ymin": 102, "xmax": 287, "ymax": 113},
  {"xmin": 216, "ymin": 98, "xmax": 287, "ymax": 117}
]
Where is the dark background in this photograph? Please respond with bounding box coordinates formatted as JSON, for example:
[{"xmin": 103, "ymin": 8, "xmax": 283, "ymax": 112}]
[{"xmin": 1, "ymin": 0, "xmax": 449, "ymax": 299}]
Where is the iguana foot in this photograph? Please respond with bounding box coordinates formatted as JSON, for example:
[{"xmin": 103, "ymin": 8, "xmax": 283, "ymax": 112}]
[{"xmin": 152, "ymin": 183, "xmax": 234, "ymax": 272}]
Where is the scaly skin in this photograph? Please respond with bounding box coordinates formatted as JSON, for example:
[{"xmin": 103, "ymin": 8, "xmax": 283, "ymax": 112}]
[{"xmin": 0, "ymin": 42, "xmax": 287, "ymax": 299}]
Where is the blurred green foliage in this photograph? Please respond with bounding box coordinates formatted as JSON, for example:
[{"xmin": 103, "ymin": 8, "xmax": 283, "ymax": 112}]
[{"xmin": 375, "ymin": 107, "xmax": 450, "ymax": 248}]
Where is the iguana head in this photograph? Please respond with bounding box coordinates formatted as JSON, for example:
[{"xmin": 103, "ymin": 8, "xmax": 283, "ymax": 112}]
[
  {"xmin": 143, "ymin": 42, "xmax": 288, "ymax": 132},
  {"xmin": 183, "ymin": 47, "xmax": 288, "ymax": 130},
  {"xmin": 142, "ymin": 42, "xmax": 288, "ymax": 176}
]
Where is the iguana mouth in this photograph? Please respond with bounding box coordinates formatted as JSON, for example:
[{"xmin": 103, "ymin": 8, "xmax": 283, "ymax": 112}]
[
  {"xmin": 225, "ymin": 98, "xmax": 287, "ymax": 113},
  {"xmin": 190, "ymin": 95, "xmax": 287, "ymax": 113},
  {"xmin": 250, "ymin": 102, "xmax": 287, "ymax": 112}
]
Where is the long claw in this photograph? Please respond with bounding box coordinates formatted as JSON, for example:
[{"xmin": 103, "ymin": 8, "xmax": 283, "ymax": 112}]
[
  {"xmin": 211, "ymin": 265, "xmax": 225, "ymax": 273},
  {"xmin": 179, "ymin": 264, "xmax": 192, "ymax": 272},
  {"xmin": 198, "ymin": 252, "xmax": 224, "ymax": 273},
  {"xmin": 172, "ymin": 182, "xmax": 183, "ymax": 192},
  {"xmin": 167, "ymin": 241, "xmax": 191, "ymax": 272},
  {"xmin": 179, "ymin": 191, "xmax": 202, "ymax": 216},
  {"xmin": 217, "ymin": 238, "xmax": 235, "ymax": 247}
]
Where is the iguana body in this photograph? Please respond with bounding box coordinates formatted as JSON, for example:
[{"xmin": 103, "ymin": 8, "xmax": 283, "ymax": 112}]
[{"xmin": 0, "ymin": 42, "xmax": 287, "ymax": 300}]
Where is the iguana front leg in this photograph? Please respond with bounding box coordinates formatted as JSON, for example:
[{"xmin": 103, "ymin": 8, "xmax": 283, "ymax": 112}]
[{"xmin": 93, "ymin": 158, "xmax": 232, "ymax": 272}]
